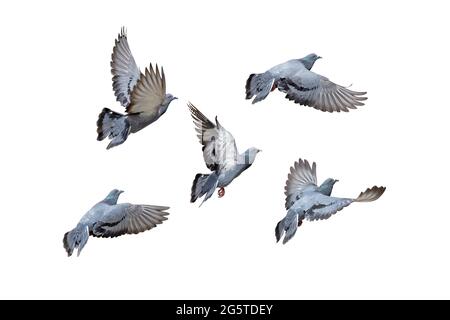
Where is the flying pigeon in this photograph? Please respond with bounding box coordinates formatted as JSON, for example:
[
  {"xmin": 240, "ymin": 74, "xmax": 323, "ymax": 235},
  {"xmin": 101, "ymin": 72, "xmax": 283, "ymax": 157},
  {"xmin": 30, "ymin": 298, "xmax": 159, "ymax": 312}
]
[
  {"xmin": 97, "ymin": 28, "xmax": 177, "ymax": 149},
  {"xmin": 275, "ymin": 158, "xmax": 385, "ymax": 244},
  {"xmin": 245, "ymin": 53, "xmax": 367, "ymax": 112},
  {"xmin": 63, "ymin": 189, "xmax": 169, "ymax": 256},
  {"xmin": 188, "ymin": 102, "xmax": 261, "ymax": 206}
]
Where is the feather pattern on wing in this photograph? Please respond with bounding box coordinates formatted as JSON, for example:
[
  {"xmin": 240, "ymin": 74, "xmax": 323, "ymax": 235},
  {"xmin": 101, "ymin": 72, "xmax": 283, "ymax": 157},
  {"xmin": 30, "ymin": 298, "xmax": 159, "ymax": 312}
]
[
  {"xmin": 306, "ymin": 193, "xmax": 354, "ymax": 221},
  {"xmin": 110, "ymin": 27, "xmax": 141, "ymax": 108},
  {"xmin": 278, "ymin": 69, "xmax": 367, "ymax": 112},
  {"xmin": 92, "ymin": 204, "xmax": 169, "ymax": 238},
  {"xmin": 284, "ymin": 158, "xmax": 318, "ymax": 209},
  {"xmin": 354, "ymin": 186, "xmax": 386, "ymax": 202},
  {"xmin": 188, "ymin": 102, "xmax": 238, "ymax": 172},
  {"xmin": 305, "ymin": 186, "xmax": 385, "ymax": 221},
  {"xmin": 126, "ymin": 64, "xmax": 166, "ymax": 115}
]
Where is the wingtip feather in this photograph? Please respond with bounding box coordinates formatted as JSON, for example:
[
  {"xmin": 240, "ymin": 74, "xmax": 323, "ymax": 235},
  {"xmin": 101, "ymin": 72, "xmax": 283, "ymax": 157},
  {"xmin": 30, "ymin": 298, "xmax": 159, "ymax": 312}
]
[{"xmin": 355, "ymin": 186, "xmax": 386, "ymax": 202}]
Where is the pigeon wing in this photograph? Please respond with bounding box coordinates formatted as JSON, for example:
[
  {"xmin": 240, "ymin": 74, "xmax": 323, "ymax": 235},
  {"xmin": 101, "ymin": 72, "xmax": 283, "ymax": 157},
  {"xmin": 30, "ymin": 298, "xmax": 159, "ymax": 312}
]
[
  {"xmin": 188, "ymin": 102, "xmax": 238, "ymax": 172},
  {"xmin": 306, "ymin": 185, "xmax": 385, "ymax": 221},
  {"xmin": 278, "ymin": 68, "xmax": 367, "ymax": 112},
  {"xmin": 213, "ymin": 117, "xmax": 239, "ymax": 171},
  {"xmin": 306, "ymin": 193, "xmax": 354, "ymax": 221},
  {"xmin": 110, "ymin": 27, "xmax": 141, "ymax": 108},
  {"xmin": 284, "ymin": 158, "xmax": 318, "ymax": 209},
  {"xmin": 92, "ymin": 203, "xmax": 169, "ymax": 238},
  {"xmin": 126, "ymin": 64, "xmax": 166, "ymax": 115}
]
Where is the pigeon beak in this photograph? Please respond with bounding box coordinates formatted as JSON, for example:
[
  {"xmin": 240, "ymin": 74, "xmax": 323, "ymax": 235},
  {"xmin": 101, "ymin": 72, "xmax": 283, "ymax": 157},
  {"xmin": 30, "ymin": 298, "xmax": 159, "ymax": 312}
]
[
  {"xmin": 119, "ymin": 190, "xmax": 124, "ymax": 194},
  {"xmin": 318, "ymin": 56, "xmax": 322, "ymax": 59},
  {"xmin": 258, "ymin": 149, "xmax": 262, "ymax": 153}
]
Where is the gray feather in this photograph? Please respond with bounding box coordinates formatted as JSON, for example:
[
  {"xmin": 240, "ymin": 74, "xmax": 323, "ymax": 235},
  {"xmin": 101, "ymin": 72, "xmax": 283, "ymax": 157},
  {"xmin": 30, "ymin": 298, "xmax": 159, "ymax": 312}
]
[
  {"xmin": 245, "ymin": 73, "xmax": 274, "ymax": 103},
  {"xmin": 354, "ymin": 186, "xmax": 386, "ymax": 202},
  {"xmin": 110, "ymin": 27, "xmax": 140, "ymax": 108},
  {"xmin": 63, "ymin": 224, "xmax": 89, "ymax": 257},
  {"xmin": 63, "ymin": 189, "xmax": 169, "ymax": 256},
  {"xmin": 247, "ymin": 53, "xmax": 367, "ymax": 112},
  {"xmin": 188, "ymin": 102, "xmax": 261, "ymax": 205},
  {"xmin": 276, "ymin": 158, "xmax": 385, "ymax": 244},
  {"xmin": 98, "ymin": 28, "xmax": 177, "ymax": 149},
  {"xmin": 96, "ymin": 108, "xmax": 130, "ymax": 149},
  {"xmin": 284, "ymin": 158, "xmax": 318, "ymax": 209}
]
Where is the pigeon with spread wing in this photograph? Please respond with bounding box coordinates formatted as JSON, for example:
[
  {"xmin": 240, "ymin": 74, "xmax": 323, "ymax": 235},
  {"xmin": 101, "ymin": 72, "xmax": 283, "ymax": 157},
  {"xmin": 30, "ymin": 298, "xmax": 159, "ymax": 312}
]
[
  {"xmin": 246, "ymin": 54, "xmax": 367, "ymax": 112},
  {"xmin": 97, "ymin": 28, "xmax": 177, "ymax": 149},
  {"xmin": 188, "ymin": 102, "xmax": 261, "ymax": 206},
  {"xmin": 276, "ymin": 158, "xmax": 385, "ymax": 244},
  {"xmin": 63, "ymin": 189, "xmax": 169, "ymax": 256}
]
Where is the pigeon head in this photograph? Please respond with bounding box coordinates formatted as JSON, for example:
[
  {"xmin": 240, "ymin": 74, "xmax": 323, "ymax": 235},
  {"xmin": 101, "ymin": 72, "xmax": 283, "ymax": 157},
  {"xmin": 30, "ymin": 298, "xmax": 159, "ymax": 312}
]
[
  {"xmin": 300, "ymin": 53, "xmax": 322, "ymax": 70},
  {"xmin": 104, "ymin": 189, "xmax": 124, "ymax": 205},
  {"xmin": 163, "ymin": 94, "xmax": 178, "ymax": 106},
  {"xmin": 317, "ymin": 178, "xmax": 338, "ymax": 196},
  {"xmin": 243, "ymin": 147, "xmax": 262, "ymax": 165}
]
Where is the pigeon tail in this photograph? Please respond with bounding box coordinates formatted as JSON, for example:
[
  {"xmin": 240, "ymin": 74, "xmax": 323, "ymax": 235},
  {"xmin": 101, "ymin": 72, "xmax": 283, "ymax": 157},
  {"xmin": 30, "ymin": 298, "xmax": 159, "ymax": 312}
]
[
  {"xmin": 354, "ymin": 186, "xmax": 386, "ymax": 202},
  {"xmin": 97, "ymin": 108, "xmax": 131, "ymax": 149},
  {"xmin": 190, "ymin": 172, "xmax": 219, "ymax": 206},
  {"xmin": 282, "ymin": 214, "xmax": 299, "ymax": 244},
  {"xmin": 245, "ymin": 72, "xmax": 275, "ymax": 104},
  {"xmin": 276, "ymin": 209, "xmax": 300, "ymax": 244},
  {"xmin": 63, "ymin": 224, "xmax": 89, "ymax": 257},
  {"xmin": 191, "ymin": 173, "xmax": 208, "ymax": 203},
  {"xmin": 275, "ymin": 218, "xmax": 285, "ymax": 243}
]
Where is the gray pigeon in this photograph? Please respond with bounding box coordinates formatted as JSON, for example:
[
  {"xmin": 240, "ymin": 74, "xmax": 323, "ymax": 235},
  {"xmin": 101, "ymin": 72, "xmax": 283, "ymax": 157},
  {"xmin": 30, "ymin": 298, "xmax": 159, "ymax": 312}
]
[
  {"xmin": 63, "ymin": 189, "xmax": 169, "ymax": 256},
  {"xmin": 188, "ymin": 102, "xmax": 261, "ymax": 206},
  {"xmin": 276, "ymin": 158, "xmax": 385, "ymax": 244},
  {"xmin": 97, "ymin": 28, "xmax": 178, "ymax": 149},
  {"xmin": 246, "ymin": 53, "xmax": 367, "ymax": 112}
]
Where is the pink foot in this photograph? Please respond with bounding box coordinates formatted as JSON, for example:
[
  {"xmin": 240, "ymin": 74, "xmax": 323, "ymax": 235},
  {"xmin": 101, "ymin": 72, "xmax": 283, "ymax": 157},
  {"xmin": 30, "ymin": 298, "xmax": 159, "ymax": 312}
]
[
  {"xmin": 271, "ymin": 82, "xmax": 277, "ymax": 91},
  {"xmin": 218, "ymin": 187, "xmax": 225, "ymax": 198}
]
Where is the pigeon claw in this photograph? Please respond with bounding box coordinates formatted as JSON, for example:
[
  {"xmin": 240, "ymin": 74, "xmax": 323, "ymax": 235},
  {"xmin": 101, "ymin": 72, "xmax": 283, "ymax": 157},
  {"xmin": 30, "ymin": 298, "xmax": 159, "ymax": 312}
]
[{"xmin": 218, "ymin": 187, "xmax": 225, "ymax": 198}]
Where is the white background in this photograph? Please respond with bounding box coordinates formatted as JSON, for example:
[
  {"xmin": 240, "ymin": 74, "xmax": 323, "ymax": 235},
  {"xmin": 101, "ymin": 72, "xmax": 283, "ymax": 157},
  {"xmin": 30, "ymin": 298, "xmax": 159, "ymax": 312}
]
[{"xmin": 0, "ymin": 0, "xmax": 449, "ymax": 299}]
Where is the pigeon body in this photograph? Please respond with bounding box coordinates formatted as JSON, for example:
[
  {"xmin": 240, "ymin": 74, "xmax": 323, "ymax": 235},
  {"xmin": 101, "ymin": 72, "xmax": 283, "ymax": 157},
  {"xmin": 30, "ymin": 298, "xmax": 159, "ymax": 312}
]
[
  {"xmin": 188, "ymin": 102, "xmax": 261, "ymax": 206},
  {"xmin": 63, "ymin": 189, "xmax": 169, "ymax": 256},
  {"xmin": 246, "ymin": 53, "xmax": 367, "ymax": 112},
  {"xmin": 97, "ymin": 28, "xmax": 177, "ymax": 149},
  {"xmin": 276, "ymin": 159, "xmax": 385, "ymax": 244}
]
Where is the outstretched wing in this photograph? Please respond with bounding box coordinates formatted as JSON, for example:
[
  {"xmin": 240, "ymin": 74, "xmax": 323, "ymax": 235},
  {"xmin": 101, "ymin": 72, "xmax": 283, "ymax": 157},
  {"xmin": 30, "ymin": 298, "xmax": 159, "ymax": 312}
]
[
  {"xmin": 305, "ymin": 192, "xmax": 354, "ymax": 221},
  {"xmin": 278, "ymin": 68, "xmax": 367, "ymax": 112},
  {"xmin": 110, "ymin": 27, "xmax": 141, "ymax": 108},
  {"xmin": 285, "ymin": 158, "xmax": 318, "ymax": 209},
  {"xmin": 93, "ymin": 203, "xmax": 169, "ymax": 238},
  {"xmin": 354, "ymin": 186, "xmax": 386, "ymax": 202},
  {"xmin": 126, "ymin": 64, "xmax": 166, "ymax": 115},
  {"xmin": 188, "ymin": 102, "xmax": 238, "ymax": 172},
  {"xmin": 305, "ymin": 185, "xmax": 385, "ymax": 221}
]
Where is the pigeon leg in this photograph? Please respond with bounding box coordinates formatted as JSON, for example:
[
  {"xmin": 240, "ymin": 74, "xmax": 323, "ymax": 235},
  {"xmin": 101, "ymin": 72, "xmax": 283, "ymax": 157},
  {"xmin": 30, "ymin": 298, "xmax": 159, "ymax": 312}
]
[
  {"xmin": 297, "ymin": 219, "xmax": 303, "ymax": 227},
  {"xmin": 271, "ymin": 82, "xmax": 277, "ymax": 91},
  {"xmin": 218, "ymin": 187, "xmax": 225, "ymax": 198}
]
